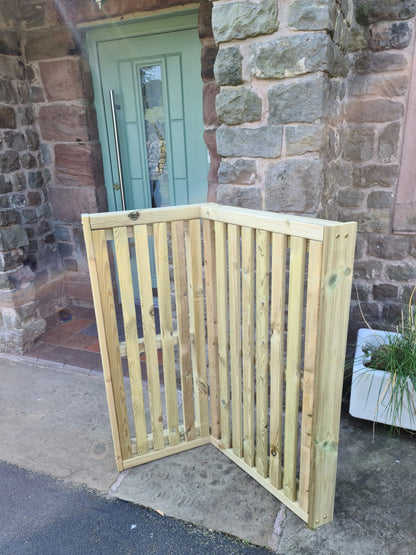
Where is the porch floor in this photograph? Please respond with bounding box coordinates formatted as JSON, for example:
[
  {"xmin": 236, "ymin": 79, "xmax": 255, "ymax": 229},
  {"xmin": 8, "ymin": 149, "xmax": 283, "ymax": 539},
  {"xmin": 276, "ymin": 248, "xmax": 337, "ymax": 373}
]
[{"xmin": 23, "ymin": 305, "xmax": 163, "ymax": 377}]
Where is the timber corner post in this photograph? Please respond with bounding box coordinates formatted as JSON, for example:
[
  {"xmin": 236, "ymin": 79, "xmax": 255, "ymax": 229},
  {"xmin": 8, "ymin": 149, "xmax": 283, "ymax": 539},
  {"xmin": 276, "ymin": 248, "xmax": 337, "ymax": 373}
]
[
  {"xmin": 307, "ymin": 222, "xmax": 357, "ymax": 528},
  {"xmin": 82, "ymin": 214, "xmax": 127, "ymax": 472}
]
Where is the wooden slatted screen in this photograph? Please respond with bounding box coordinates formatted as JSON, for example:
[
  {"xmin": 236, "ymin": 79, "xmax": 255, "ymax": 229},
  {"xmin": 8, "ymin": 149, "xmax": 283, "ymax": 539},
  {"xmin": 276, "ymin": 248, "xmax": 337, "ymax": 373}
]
[{"xmin": 82, "ymin": 203, "xmax": 356, "ymax": 529}]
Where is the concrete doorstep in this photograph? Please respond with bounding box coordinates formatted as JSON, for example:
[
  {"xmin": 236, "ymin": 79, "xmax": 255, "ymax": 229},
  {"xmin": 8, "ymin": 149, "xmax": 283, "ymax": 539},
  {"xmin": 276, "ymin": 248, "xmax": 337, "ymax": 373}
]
[{"xmin": 0, "ymin": 356, "xmax": 415, "ymax": 553}]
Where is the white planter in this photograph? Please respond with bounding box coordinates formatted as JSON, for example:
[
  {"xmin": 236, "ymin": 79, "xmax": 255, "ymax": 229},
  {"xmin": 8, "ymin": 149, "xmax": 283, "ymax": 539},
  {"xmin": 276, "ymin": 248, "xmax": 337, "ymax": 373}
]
[{"xmin": 349, "ymin": 328, "xmax": 416, "ymax": 431}]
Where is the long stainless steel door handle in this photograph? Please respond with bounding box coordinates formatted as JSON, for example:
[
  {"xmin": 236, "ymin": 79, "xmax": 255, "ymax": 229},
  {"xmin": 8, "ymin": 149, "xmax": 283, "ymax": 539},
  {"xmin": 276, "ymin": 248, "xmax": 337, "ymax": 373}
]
[{"xmin": 109, "ymin": 89, "xmax": 126, "ymax": 211}]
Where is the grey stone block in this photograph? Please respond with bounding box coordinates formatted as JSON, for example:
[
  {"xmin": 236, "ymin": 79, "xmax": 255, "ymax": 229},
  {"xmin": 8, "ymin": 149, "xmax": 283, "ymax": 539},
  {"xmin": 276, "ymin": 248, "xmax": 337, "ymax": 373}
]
[
  {"xmin": 264, "ymin": 159, "xmax": 322, "ymax": 212},
  {"xmin": 0, "ymin": 176, "xmax": 12, "ymax": 194},
  {"xmin": 250, "ymin": 32, "xmax": 346, "ymax": 79},
  {"xmin": 368, "ymin": 21, "xmax": 412, "ymax": 51},
  {"xmin": 378, "ymin": 122, "xmax": 400, "ymax": 162},
  {"xmin": 26, "ymin": 128, "xmax": 40, "ymax": 151},
  {"xmin": 0, "ymin": 78, "xmax": 17, "ymax": 104},
  {"xmin": 367, "ymin": 190, "xmax": 394, "ymax": 209},
  {"xmin": 341, "ymin": 126, "xmax": 375, "ymax": 162},
  {"xmin": 57, "ymin": 242, "xmax": 74, "ymax": 258},
  {"xmin": 349, "ymin": 210, "xmax": 390, "ymax": 232},
  {"xmin": 354, "ymin": 164, "xmax": 398, "ymax": 188},
  {"xmin": 345, "ymin": 99, "xmax": 403, "ymax": 123},
  {"xmin": 214, "ymin": 47, "xmax": 242, "ymax": 86},
  {"xmin": 386, "ymin": 263, "xmax": 416, "ymax": 282},
  {"xmin": 54, "ymin": 225, "xmax": 71, "ymax": 241},
  {"xmin": 353, "ymin": 260, "xmax": 384, "ymax": 280},
  {"xmin": 20, "ymin": 153, "xmax": 37, "ymax": 169},
  {"xmin": 355, "ymin": 52, "xmax": 407, "ymax": 74},
  {"xmin": 0, "ymin": 150, "xmax": 20, "ymax": 172},
  {"xmin": 355, "ymin": 0, "xmax": 416, "ymax": 25},
  {"xmin": 288, "ymin": 0, "xmax": 336, "ymax": 31},
  {"xmin": 217, "ymin": 185, "xmax": 262, "ymax": 210},
  {"xmin": 218, "ymin": 159, "xmax": 256, "ymax": 184},
  {"xmin": 212, "ymin": 0, "xmax": 278, "ymax": 43},
  {"xmin": 3, "ymin": 131, "xmax": 27, "ymax": 151},
  {"xmin": 216, "ymin": 87, "xmax": 262, "ymax": 125},
  {"xmin": 286, "ymin": 124, "xmax": 324, "ymax": 155},
  {"xmin": 268, "ymin": 75, "xmax": 330, "ymax": 124},
  {"xmin": 0, "ymin": 225, "xmax": 28, "ymax": 251},
  {"xmin": 373, "ymin": 283, "xmax": 398, "ymax": 301},
  {"xmin": 0, "ymin": 208, "xmax": 18, "ymax": 227},
  {"xmin": 0, "ymin": 106, "xmax": 16, "ymax": 129},
  {"xmin": 336, "ymin": 188, "xmax": 365, "ymax": 208},
  {"xmin": 368, "ymin": 235, "xmax": 410, "ymax": 259},
  {"xmin": 28, "ymin": 171, "xmax": 43, "ymax": 189},
  {"xmin": 11, "ymin": 173, "xmax": 26, "ymax": 191},
  {"xmin": 216, "ymin": 125, "xmax": 283, "ymax": 158}
]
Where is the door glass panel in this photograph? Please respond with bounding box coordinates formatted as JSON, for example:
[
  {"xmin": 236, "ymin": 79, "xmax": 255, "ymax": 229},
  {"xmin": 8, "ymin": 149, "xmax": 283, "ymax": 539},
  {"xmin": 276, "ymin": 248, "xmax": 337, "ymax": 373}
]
[{"xmin": 140, "ymin": 65, "xmax": 169, "ymax": 207}]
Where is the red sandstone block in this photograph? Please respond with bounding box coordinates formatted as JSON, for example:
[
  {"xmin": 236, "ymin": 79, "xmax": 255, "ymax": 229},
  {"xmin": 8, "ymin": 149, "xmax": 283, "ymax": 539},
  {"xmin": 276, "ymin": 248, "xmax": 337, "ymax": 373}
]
[
  {"xmin": 48, "ymin": 186, "xmax": 102, "ymax": 223},
  {"xmin": 39, "ymin": 58, "xmax": 84, "ymax": 102},
  {"xmin": 203, "ymin": 81, "xmax": 219, "ymax": 127},
  {"xmin": 24, "ymin": 27, "xmax": 76, "ymax": 62},
  {"xmin": 38, "ymin": 104, "xmax": 98, "ymax": 142},
  {"xmin": 55, "ymin": 143, "xmax": 104, "ymax": 187}
]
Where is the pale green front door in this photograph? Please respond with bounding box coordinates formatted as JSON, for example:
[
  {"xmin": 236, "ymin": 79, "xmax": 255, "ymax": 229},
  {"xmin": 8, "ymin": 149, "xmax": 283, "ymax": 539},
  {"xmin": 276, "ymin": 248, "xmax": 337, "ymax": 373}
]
[{"xmin": 87, "ymin": 13, "xmax": 208, "ymax": 212}]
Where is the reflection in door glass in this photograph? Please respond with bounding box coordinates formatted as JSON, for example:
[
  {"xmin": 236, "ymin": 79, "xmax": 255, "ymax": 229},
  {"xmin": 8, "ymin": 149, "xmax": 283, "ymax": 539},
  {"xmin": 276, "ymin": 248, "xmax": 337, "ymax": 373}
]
[{"xmin": 140, "ymin": 65, "xmax": 169, "ymax": 207}]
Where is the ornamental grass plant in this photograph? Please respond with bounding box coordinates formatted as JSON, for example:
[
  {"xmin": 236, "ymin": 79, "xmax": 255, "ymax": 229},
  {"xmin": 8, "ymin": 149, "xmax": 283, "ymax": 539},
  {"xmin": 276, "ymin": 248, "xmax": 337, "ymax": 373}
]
[{"xmin": 352, "ymin": 287, "xmax": 416, "ymax": 434}]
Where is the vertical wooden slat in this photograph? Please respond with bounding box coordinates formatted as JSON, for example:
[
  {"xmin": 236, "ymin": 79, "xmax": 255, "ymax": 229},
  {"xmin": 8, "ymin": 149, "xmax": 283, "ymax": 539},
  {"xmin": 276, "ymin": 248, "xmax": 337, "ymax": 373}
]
[
  {"xmin": 298, "ymin": 240, "xmax": 323, "ymax": 511},
  {"xmin": 283, "ymin": 236, "xmax": 306, "ymax": 501},
  {"xmin": 82, "ymin": 219, "xmax": 129, "ymax": 470},
  {"xmin": 269, "ymin": 233, "xmax": 287, "ymax": 489},
  {"xmin": 255, "ymin": 229, "xmax": 271, "ymax": 478},
  {"xmin": 171, "ymin": 221, "xmax": 195, "ymax": 441},
  {"xmin": 228, "ymin": 224, "xmax": 242, "ymax": 457},
  {"xmin": 134, "ymin": 225, "xmax": 164, "ymax": 451},
  {"xmin": 113, "ymin": 226, "xmax": 148, "ymax": 455},
  {"xmin": 91, "ymin": 229, "xmax": 132, "ymax": 463},
  {"xmin": 202, "ymin": 219, "xmax": 220, "ymax": 439},
  {"xmin": 241, "ymin": 227, "xmax": 255, "ymax": 467},
  {"xmin": 154, "ymin": 222, "xmax": 180, "ymax": 446},
  {"xmin": 308, "ymin": 223, "xmax": 356, "ymax": 528},
  {"xmin": 215, "ymin": 220, "xmax": 230, "ymax": 447},
  {"xmin": 184, "ymin": 219, "xmax": 209, "ymax": 437}
]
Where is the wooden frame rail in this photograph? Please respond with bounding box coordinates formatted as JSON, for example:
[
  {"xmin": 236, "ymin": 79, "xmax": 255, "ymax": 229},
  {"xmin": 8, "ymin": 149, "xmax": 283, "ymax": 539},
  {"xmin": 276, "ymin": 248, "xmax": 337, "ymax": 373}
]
[{"xmin": 82, "ymin": 203, "xmax": 356, "ymax": 529}]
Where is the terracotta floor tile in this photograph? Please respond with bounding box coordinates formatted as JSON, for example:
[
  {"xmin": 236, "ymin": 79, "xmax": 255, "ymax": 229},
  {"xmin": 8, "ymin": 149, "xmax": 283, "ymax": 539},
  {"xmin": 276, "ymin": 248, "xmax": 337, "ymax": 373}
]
[
  {"xmin": 78, "ymin": 307, "xmax": 96, "ymax": 320},
  {"xmin": 64, "ymin": 349, "xmax": 102, "ymax": 371},
  {"xmin": 24, "ymin": 342, "xmax": 56, "ymax": 359},
  {"xmin": 40, "ymin": 346, "xmax": 79, "ymax": 365},
  {"xmin": 86, "ymin": 340, "xmax": 100, "ymax": 353},
  {"xmin": 45, "ymin": 313, "xmax": 66, "ymax": 328},
  {"xmin": 40, "ymin": 328, "xmax": 75, "ymax": 345},
  {"xmin": 60, "ymin": 318, "xmax": 94, "ymax": 332},
  {"xmin": 64, "ymin": 305, "xmax": 91, "ymax": 318},
  {"xmin": 63, "ymin": 333, "xmax": 96, "ymax": 350}
]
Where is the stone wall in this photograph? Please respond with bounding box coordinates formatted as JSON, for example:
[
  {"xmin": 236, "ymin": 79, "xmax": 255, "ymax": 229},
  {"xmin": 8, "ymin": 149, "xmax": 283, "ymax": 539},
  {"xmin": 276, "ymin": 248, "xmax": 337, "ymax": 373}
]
[
  {"xmin": 211, "ymin": 0, "xmax": 348, "ymax": 214},
  {"xmin": 24, "ymin": 0, "xmax": 108, "ymax": 307},
  {"xmin": 0, "ymin": 1, "xmax": 52, "ymax": 353},
  {"xmin": 212, "ymin": 0, "xmax": 416, "ymax": 346},
  {"xmin": 336, "ymin": 1, "xmax": 416, "ymax": 343},
  {"xmin": 0, "ymin": 0, "xmax": 217, "ymax": 354},
  {"xmin": 2, "ymin": 0, "xmax": 416, "ymax": 354}
]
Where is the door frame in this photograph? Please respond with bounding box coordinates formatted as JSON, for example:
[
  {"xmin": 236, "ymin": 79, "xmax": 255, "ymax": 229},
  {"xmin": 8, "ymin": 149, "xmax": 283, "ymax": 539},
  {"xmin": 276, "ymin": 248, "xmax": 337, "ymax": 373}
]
[{"xmin": 85, "ymin": 9, "xmax": 202, "ymax": 213}]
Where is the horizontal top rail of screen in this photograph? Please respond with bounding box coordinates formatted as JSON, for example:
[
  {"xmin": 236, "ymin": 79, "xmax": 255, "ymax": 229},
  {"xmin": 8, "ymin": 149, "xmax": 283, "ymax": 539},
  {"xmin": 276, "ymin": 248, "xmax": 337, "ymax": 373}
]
[
  {"xmin": 83, "ymin": 203, "xmax": 355, "ymax": 241},
  {"xmin": 83, "ymin": 204, "xmax": 203, "ymax": 230},
  {"xmin": 201, "ymin": 204, "xmax": 352, "ymax": 241}
]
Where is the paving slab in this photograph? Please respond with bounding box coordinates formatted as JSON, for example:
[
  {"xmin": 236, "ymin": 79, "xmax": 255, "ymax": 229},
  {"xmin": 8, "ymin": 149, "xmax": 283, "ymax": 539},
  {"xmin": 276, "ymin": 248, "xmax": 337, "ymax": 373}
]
[
  {"xmin": 0, "ymin": 356, "xmax": 117, "ymax": 492},
  {"xmin": 0, "ymin": 355, "xmax": 415, "ymax": 553},
  {"xmin": 110, "ymin": 443, "xmax": 282, "ymax": 548}
]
